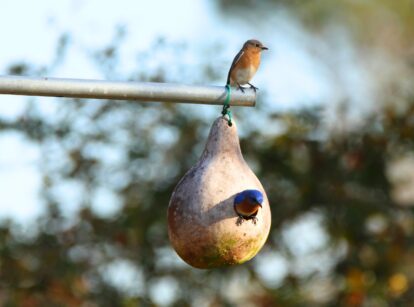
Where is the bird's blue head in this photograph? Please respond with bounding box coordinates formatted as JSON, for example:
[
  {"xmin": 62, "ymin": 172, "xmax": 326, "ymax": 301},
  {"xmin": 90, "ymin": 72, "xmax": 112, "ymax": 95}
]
[{"xmin": 235, "ymin": 189, "xmax": 264, "ymax": 207}]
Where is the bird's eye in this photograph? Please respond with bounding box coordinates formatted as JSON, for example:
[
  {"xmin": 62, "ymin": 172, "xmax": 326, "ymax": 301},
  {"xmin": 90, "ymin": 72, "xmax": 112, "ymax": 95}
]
[{"xmin": 255, "ymin": 43, "xmax": 260, "ymax": 47}]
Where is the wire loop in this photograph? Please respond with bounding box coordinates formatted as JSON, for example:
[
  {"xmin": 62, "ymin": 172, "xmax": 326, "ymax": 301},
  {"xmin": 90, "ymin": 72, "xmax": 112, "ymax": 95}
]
[{"xmin": 221, "ymin": 84, "xmax": 232, "ymax": 126}]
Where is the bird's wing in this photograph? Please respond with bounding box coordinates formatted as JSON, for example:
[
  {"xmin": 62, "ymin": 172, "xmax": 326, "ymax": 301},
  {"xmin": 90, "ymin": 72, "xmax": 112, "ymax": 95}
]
[{"xmin": 226, "ymin": 49, "xmax": 244, "ymax": 85}]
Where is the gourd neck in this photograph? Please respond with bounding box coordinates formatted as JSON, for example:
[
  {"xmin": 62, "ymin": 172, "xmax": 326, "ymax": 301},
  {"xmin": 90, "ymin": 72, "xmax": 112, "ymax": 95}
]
[{"xmin": 201, "ymin": 117, "xmax": 243, "ymax": 160}]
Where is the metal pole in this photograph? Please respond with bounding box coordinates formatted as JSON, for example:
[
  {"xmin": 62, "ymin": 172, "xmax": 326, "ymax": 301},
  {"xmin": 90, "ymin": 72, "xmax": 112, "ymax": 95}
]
[{"xmin": 0, "ymin": 75, "xmax": 255, "ymax": 107}]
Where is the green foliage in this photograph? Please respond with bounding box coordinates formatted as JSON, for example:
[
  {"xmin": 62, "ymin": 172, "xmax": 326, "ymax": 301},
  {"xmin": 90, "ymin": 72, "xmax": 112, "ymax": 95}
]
[{"xmin": 2, "ymin": 87, "xmax": 414, "ymax": 305}]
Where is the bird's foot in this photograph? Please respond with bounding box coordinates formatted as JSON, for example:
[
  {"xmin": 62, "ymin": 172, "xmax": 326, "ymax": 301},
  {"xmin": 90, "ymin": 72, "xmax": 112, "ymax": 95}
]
[
  {"xmin": 248, "ymin": 83, "xmax": 259, "ymax": 92},
  {"xmin": 236, "ymin": 83, "xmax": 246, "ymax": 93},
  {"xmin": 236, "ymin": 216, "xmax": 245, "ymax": 226},
  {"xmin": 236, "ymin": 216, "xmax": 258, "ymax": 225}
]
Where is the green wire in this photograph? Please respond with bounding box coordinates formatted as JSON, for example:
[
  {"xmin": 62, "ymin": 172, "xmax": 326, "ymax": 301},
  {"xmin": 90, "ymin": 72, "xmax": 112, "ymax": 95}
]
[{"xmin": 221, "ymin": 84, "xmax": 232, "ymax": 126}]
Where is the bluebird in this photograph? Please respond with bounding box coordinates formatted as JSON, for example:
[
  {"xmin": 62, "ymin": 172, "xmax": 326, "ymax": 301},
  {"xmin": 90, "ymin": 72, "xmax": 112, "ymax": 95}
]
[
  {"xmin": 226, "ymin": 39, "xmax": 268, "ymax": 93},
  {"xmin": 234, "ymin": 189, "xmax": 264, "ymax": 225}
]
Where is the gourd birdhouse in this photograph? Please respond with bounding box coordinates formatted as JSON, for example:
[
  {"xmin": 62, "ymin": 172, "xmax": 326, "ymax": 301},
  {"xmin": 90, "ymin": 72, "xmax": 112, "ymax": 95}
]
[{"xmin": 168, "ymin": 116, "xmax": 271, "ymax": 269}]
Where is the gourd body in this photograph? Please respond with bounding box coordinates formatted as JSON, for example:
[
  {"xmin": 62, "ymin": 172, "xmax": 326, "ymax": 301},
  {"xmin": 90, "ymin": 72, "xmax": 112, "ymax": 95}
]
[{"xmin": 168, "ymin": 117, "xmax": 271, "ymax": 269}]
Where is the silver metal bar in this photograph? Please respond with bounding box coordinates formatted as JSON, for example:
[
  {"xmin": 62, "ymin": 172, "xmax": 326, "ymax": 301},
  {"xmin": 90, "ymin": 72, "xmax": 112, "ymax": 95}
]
[{"xmin": 0, "ymin": 75, "xmax": 255, "ymax": 107}]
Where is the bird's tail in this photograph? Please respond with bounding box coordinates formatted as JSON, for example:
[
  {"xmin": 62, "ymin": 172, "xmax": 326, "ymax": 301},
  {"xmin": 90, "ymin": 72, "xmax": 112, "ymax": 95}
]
[{"xmin": 226, "ymin": 72, "xmax": 231, "ymax": 86}]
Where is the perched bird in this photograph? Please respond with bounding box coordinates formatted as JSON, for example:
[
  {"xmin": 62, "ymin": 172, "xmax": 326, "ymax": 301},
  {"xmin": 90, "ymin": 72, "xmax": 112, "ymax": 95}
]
[
  {"xmin": 226, "ymin": 39, "xmax": 268, "ymax": 92},
  {"xmin": 234, "ymin": 189, "xmax": 264, "ymax": 225}
]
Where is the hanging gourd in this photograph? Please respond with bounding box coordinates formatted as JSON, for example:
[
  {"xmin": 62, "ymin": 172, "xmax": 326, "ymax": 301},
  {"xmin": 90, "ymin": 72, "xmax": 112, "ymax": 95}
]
[{"xmin": 168, "ymin": 116, "xmax": 271, "ymax": 269}]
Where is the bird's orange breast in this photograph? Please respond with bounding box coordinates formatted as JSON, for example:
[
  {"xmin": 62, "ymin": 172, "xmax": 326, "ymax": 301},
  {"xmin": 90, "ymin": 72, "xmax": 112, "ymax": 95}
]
[
  {"xmin": 235, "ymin": 199, "xmax": 260, "ymax": 217},
  {"xmin": 230, "ymin": 51, "xmax": 261, "ymax": 85}
]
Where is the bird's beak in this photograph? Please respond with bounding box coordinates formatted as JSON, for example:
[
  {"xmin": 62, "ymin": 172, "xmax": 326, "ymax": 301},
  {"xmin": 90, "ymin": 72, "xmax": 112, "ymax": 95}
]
[
  {"xmin": 258, "ymin": 202, "xmax": 263, "ymax": 208},
  {"xmin": 261, "ymin": 46, "xmax": 268, "ymax": 50}
]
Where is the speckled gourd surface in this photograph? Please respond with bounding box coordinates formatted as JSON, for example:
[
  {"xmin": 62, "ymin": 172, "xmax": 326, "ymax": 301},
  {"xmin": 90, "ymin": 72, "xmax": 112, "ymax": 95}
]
[{"xmin": 168, "ymin": 116, "xmax": 271, "ymax": 269}]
